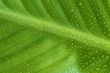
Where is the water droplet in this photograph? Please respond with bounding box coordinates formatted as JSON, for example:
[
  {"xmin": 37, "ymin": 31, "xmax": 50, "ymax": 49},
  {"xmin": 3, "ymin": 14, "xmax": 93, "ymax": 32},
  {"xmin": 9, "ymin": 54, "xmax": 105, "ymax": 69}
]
[
  {"xmin": 92, "ymin": 57, "xmax": 95, "ymax": 60},
  {"xmin": 47, "ymin": 0, "xmax": 50, "ymax": 2},
  {"xmin": 103, "ymin": 65, "xmax": 107, "ymax": 68},
  {"xmin": 95, "ymin": 50, "xmax": 99, "ymax": 53},
  {"xmin": 27, "ymin": 63, "xmax": 30, "ymax": 66},
  {"xmin": 5, "ymin": 57, "xmax": 9, "ymax": 60},
  {"xmin": 101, "ymin": 55, "xmax": 105, "ymax": 58},
  {"xmin": 90, "ymin": 69, "xmax": 94, "ymax": 72},
  {"xmin": 105, "ymin": 56, "xmax": 109, "ymax": 59},
  {"xmin": 79, "ymin": 2, "xmax": 83, "ymax": 6},
  {"xmin": 108, "ymin": 62, "xmax": 110, "ymax": 66},
  {"xmin": 26, "ymin": 29, "xmax": 30, "ymax": 32},
  {"xmin": 71, "ymin": 9, "xmax": 75, "ymax": 12},
  {"xmin": 91, "ymin": 63, "xmax": 95, "ymax": 66},
  {"xmin": 96, "ymin": 67, "xmax": 100, "ymax": 70}
]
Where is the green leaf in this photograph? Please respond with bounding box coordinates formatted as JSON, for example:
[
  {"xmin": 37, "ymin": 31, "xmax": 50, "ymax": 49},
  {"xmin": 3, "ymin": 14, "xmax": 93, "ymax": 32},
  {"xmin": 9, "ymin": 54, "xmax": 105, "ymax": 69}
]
[{"xmin": 0, "ymin": 0, "xmax": 110, "ymax": 73}]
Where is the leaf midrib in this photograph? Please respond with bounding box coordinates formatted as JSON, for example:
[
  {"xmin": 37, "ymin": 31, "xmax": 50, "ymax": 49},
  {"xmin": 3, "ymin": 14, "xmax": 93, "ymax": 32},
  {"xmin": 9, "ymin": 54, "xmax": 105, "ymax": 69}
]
[{"xmin": 0, "ymin": 9, "xmax": 110, "ymax": 54}]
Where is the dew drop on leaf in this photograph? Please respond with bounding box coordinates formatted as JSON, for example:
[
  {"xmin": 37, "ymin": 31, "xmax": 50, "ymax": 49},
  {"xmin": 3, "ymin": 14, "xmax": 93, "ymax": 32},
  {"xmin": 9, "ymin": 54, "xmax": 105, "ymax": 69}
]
[
  {"xmin": 79, "ymin": 2, "xmax": 83, "ymax": 6},
  {"xmin": 71, "ymin": 9, "xmax": 75, "ymax": 12},
  {"xmin": 103, "ymin": 65, "xmax": 108, "ymax": 68},
  {"xmin": 105, "ymin": 55, "xmax": 109, "ymax": 59},
  {"xmin": 96, "ymin": 67, "xmax": 100, "ymax": 71},
  {"xmin": 47, "ymin": 0, "xmax": 50, "ymax": 2},
  {"xmin": 92, "ymin": 57, "xmax": 95, "ymax": 60},
  {"xmin": 5, "ymin": 57, "xmax": 9, "ymax": 60},
  {"xmin": 26, "ymin": 63, "xmax": 30, "ymax": 66},
  {"xmin": 91, "ymin": 63, "xmax": 95, "ymax": 66}
]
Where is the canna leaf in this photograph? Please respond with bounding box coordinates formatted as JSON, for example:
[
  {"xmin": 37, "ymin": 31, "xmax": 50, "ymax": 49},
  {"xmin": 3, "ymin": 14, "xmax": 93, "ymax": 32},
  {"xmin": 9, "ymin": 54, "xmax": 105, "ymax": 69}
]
[{"xmin": 0, "ymin": 0, "xmax": 110, "ymax": 73}]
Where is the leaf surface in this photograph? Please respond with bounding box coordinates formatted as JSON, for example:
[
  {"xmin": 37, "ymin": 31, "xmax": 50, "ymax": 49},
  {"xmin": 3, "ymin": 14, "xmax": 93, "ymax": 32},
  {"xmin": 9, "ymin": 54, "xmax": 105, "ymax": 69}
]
[{"xmin": 0, "ymin": 0, "xmax": 110, "ymax": 73}]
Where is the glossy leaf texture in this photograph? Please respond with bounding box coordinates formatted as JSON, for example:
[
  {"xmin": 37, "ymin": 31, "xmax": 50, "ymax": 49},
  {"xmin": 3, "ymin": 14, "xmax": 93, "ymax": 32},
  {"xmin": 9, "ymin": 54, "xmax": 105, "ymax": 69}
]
[{"xmin": 0, "ymin": 0, "xmax": 110, "ymax": 73}]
